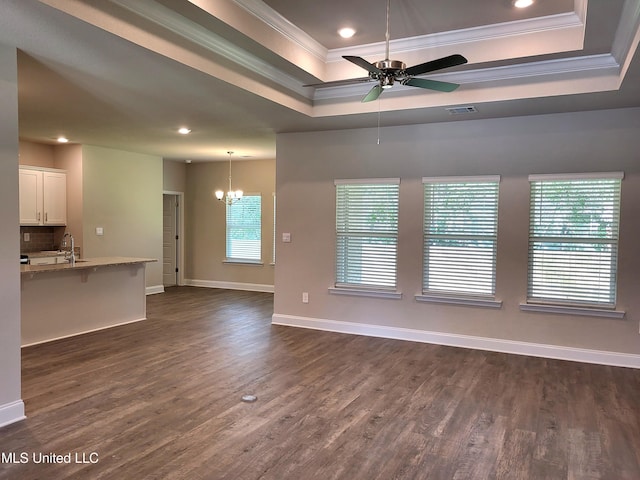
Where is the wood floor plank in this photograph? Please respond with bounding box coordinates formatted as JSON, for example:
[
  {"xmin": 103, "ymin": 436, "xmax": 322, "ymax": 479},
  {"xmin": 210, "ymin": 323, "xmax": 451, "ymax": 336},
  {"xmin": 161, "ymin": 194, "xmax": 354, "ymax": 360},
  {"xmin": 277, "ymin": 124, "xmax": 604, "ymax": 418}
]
[{"xmin": 2, "ymin": 286, "xmax": 640, "ymax": 479}]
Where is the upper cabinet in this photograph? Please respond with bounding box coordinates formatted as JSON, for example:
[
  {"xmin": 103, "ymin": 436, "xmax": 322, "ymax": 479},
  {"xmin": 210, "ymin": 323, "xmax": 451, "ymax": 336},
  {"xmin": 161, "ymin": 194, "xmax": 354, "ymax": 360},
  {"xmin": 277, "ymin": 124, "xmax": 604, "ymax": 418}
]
[{"xmin": 19, "ymin": 167, "xmax": 67, "ymax": 226}]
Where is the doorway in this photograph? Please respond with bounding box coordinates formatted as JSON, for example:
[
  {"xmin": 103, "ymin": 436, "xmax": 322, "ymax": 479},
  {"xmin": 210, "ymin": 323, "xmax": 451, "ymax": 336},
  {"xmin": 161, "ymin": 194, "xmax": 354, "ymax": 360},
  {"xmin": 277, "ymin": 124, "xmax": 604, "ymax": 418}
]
[{"xmin": 162, "ymin": 192, "xmax": 184, "ymax": 287}]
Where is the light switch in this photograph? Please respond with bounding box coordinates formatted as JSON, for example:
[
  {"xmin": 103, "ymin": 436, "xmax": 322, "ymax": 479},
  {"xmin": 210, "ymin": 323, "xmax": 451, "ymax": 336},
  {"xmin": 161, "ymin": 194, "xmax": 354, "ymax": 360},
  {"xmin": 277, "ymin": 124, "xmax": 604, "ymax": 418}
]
[
  {"xmin": 96, "ymin": 227, "xmax": 104, "ymax": 236},
  {"xmin": 282, "ymin": 232, "xmax": 291, "ymax": 243}
]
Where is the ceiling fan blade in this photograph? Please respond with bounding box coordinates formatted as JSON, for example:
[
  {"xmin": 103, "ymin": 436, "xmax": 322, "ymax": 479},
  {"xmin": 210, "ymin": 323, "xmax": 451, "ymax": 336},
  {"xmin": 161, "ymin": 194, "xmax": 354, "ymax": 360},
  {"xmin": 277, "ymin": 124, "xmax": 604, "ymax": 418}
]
[
  {"xmin": 403, "ymin": 77, "xmax": 460, "ymax": 92},
  {"xmin": 303, "ymin": 77, "xmax": 372, "ymax": 88},
  {"xmin": 404, "ymin": 54, "xmax": 468, "ymax": 77},
  {"xmin": 343, "ymin": 55, "xmax": 383, "ymax": 75},
  {"xmin": 362, "ymin": 84, "xmax": 383, "ymax": 102}
]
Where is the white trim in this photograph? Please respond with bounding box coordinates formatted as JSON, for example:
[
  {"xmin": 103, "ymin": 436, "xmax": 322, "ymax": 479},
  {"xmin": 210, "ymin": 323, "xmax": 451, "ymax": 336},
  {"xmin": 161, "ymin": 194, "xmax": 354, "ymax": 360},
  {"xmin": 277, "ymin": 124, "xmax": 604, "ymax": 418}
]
[
  {"xmin": 271, "ymin": 314, "xmax": 640, "ymax": 369},
  {"xmin": 528, "ymin": 171, "xmax": 625, "ymax": 181},
  {"xmin": 0, "ymin": 401, "xmax": 26, "ymax": 428},
  {"xmin": 146, "ymin": 285, "xmax": 165, "ymax": 295},
  {"xmin": 422, "ymin": 175, "xmax": 501, "ymax": 184},
  {"xmin": 334, "ymin": 177, "xmax": 400, "ymax": 185},
  {"xmin": 111, "ymin": 0, "xmax": 309, "ymax": 96},
  {"xmin": 611, "ymin": 0, "xmax": 640, "ymax": 64},
  {"xmin": 520, "ymin": 302, "xmax": 625, "ymax": 319},
  {"xmin": 185, "ymin": 279, "xmax": 274, "ymax": 293},
  {"xmin": 223, "ymin": 259, "xmax": 264, "ymax": 266},
  {"xmin": 326, "ymin": 11, "xmax": 584, "ymax": 62},
  {"xmin": 416, "ymin": 294, "xmax": 502, "ymax": 309},
  {"xmin": 313, "ymin": 54, "xmax": 620, "ymax": 101},
  {"xmin": 21, "ymin": 317, "xmax": 147, "ymax": 348},
  {"xmin": 231, "ymin": 0, "xmax": 327, "ymax": 60},
  {"xmin": 329, "ymin": 287, "xmax": 402, "ymax": 300}
]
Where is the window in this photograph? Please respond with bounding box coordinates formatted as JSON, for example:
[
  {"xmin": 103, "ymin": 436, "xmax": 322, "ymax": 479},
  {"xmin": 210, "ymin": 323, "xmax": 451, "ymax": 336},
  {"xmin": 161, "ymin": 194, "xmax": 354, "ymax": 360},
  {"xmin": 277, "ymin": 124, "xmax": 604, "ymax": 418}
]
[
  {"xmin": 527, "ymin": 172, "xmax": 623, "ymax": 307},
  {"xmin": 334, "ymin": 179, "xmax": 399, "ymax": 291},
  {"xmin": 422, "ymin": 176, "xmax": 500, "ymax": 298},
  {"xmin": 226, "ymin": 194, "xmax": 261, "ymax": 262}
]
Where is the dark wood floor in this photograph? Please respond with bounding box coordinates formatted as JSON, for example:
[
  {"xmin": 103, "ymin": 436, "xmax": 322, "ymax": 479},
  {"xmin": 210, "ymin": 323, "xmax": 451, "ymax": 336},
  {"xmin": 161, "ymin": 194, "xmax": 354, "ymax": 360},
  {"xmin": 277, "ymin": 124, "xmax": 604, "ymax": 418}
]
[{"xmin": 2, "ymin": 287, "xmax": 640, "ymax": 479}]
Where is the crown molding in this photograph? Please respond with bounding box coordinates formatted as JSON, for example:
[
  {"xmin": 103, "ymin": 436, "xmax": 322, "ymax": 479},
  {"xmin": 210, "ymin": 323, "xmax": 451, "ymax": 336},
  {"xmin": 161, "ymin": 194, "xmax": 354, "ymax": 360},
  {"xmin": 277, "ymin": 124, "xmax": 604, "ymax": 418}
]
[
  {"xmin": 611, "ymin": 0, "xmax": 640, "ymax": 68},
  {"xmin": 111, "ymin": 0, "xmax": 309, "ymax": 96},
  {"xmin": 312, "ymin": 54, "xmax": 620, "ymax": 101},
  {"xmin": 326, "ymin": 11, "xmax": 586, "ymax": 62},
  {"xmin": 231, "ymin": 0, "xmax": 328, "ymax": 60}
]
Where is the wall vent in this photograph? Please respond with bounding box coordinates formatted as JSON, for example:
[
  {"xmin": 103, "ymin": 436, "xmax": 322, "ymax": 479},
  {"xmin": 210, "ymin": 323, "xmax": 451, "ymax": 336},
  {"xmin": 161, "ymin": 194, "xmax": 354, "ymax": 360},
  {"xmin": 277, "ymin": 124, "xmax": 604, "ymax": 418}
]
[{"xmin": 446, "ymin": 106, "xmax": 478, "ymax": 115}]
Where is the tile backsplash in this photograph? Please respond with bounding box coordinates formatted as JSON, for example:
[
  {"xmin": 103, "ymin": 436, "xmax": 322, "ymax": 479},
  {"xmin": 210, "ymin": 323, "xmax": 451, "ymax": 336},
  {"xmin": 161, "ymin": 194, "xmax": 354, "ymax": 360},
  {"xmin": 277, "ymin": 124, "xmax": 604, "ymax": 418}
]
[{"xmin": 20, "ymin": 226, "xmax": 59, "ymax": 253}]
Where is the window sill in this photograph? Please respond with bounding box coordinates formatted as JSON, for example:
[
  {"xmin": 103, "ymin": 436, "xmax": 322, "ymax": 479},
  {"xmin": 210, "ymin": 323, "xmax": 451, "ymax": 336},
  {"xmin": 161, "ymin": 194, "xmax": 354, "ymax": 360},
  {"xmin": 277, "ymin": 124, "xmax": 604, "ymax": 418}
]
[
  {"xmin": 223, "ymin": 259, "xmax": 264, "ymax": 266},
  {"xmin": 415, "ymin": 294, "xmax": 502, "ymax": 309},
  {"xmin": 328, "ymin": 287, "xmax": 402, "ymax": 300},
  {"xmin": 519, "ymin": 302, "xmax": 625, "ymax": 319}
]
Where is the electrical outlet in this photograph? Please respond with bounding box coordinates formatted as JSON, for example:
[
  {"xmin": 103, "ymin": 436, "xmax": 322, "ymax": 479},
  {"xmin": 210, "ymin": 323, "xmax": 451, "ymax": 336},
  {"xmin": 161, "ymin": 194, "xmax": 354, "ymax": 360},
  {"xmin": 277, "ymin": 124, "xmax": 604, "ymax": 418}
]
[
  {"xmin": 96, "ymin": 227, "xmax": 104, "ymax": 236},
  {"xmin": 23, "ymin": 232, "xmax": 30, "ymax": 242},
  {"xmin": 302, "ymin": 292, "xmax": 309, "ymax": 304}
]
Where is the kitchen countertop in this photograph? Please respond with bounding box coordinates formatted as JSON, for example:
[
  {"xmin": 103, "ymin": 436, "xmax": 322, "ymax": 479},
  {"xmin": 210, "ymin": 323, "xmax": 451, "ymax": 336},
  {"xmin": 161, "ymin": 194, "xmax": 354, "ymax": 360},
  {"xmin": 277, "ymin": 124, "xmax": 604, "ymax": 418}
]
[{"xmin": 21, "ymin": 256, "xmax": 157, "ymax": 275}]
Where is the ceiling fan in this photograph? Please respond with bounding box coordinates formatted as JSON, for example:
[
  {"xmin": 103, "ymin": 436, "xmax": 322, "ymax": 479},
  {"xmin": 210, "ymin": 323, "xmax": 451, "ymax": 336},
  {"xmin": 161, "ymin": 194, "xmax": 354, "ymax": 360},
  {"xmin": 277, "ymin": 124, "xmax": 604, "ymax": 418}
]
[{"xmin": 305, "ymin": 0, "xmax": 468, "ymax": 102}]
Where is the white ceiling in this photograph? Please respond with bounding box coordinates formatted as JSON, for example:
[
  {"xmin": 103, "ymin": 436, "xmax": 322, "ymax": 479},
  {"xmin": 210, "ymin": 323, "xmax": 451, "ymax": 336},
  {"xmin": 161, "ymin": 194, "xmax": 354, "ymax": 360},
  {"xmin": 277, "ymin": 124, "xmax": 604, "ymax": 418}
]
[{"xmin": 2, "ymin": 0, "xmax": 640, "ymax": 161}]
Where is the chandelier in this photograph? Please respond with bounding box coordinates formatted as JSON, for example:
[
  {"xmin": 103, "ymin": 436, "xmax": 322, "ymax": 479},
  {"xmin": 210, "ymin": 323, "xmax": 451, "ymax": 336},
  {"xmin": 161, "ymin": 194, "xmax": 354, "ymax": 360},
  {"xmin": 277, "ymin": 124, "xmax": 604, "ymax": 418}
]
[{"xmin": 215, "ymin": 151, "xmax": 243, "ymax": 205}]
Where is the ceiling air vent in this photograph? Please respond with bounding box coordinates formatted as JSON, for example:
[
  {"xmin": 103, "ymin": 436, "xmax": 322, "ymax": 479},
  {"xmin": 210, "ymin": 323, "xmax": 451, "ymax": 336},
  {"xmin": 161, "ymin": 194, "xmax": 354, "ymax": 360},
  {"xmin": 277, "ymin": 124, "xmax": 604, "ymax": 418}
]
[{"xmin": 446, "ymin": 106, "xmax": 478, "ymax": 115}]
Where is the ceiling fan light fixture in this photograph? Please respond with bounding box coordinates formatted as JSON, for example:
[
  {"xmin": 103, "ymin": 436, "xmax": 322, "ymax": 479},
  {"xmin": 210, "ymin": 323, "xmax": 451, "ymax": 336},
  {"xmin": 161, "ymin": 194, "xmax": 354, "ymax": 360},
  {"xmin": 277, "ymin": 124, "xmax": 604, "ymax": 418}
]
[
  {"xmin": 338, "ymin": 27, "xmax": 356, "ymax": 39},
  {"xmin": 380, "ymin": 75, "xmax": 395, "ymax": 89},
  {"xmin": 513, "ymin": 0, "xmax": 534, "ymax": 8}
]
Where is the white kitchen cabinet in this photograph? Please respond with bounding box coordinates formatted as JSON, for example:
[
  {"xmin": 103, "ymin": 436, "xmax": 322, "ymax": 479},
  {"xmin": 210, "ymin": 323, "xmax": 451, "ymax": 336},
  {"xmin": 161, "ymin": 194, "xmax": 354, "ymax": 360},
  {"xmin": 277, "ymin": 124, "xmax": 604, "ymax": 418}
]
[{"xmin": 19, "ymin": 167, "xmax": 67, "ymax": 226}]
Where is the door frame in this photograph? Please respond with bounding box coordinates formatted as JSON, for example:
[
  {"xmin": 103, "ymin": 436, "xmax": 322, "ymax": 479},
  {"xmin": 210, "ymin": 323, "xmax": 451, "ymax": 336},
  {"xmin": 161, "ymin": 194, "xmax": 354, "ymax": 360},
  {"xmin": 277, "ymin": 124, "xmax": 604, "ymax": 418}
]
[{"xmin": 163, "ymin": 191, "xmax": 185, "ymax": 286}]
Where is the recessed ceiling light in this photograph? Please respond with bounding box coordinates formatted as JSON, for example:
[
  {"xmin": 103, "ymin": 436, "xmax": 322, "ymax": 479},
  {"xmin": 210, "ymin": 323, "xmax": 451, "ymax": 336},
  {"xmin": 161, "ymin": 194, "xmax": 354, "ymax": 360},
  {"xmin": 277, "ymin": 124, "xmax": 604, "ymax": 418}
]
[
  {"xmin": 178, "ymin": 127, "xmax": 191, "ymax": 135},
  {"xmin": 57, "ymin": 136, "xmax": 69, "ymax": 143},
  {"xmin": 338, "ymin": 27, "xmax": 356, "ymax": 39},
  {"xmin": 513, "ymin": 0, "xmax": 534, "ymax": 8}
]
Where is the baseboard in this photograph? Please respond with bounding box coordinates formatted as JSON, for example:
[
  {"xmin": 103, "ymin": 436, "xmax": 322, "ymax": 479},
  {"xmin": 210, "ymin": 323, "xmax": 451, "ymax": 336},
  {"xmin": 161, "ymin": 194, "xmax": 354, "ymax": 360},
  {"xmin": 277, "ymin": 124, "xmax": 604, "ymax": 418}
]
[
  {"xmin": 272, "ymin": 314, "xmax": 640, "ymax": 369},
  {"xmin": 21, "ymin": 317, "xmax": 147, "ymax": 348},
  {"xmin": 146, "ymin": 285, "xmax": 165, "ymax": 295},
  {"xmin": 185, "ymin": 279, "xmax": 274, "ymax": 293},
  {"xmin": 0, "ymin": 400, "xmax": 26, "ymax": 428}
]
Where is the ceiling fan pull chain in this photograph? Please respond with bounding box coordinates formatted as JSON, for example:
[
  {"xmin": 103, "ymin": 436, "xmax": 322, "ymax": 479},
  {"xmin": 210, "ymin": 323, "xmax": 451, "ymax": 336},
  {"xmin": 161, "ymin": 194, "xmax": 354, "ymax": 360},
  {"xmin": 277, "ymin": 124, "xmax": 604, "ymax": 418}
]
[{"xmin": 377, "ymin": 99, "xmax": 382, "ymax": 145}]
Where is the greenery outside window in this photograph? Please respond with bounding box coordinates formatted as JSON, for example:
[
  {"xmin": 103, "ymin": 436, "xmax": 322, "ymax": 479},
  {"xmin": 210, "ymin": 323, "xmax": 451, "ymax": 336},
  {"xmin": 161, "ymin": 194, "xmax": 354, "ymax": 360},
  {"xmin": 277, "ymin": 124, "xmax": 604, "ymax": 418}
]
[
  {"xmin": 334, "ymin": 179, "xmax": 400, "ymax": 293},
  {"xmin": 226, "ymin": 194, "xmax": 261, "ymax": 262},
  {"xmin": 527, "ymin": 172, "xmax": 623, "ymax": 308},
  {"xmin": 422, "ymin": 176, "xmax": 500, "ymax": 299}
]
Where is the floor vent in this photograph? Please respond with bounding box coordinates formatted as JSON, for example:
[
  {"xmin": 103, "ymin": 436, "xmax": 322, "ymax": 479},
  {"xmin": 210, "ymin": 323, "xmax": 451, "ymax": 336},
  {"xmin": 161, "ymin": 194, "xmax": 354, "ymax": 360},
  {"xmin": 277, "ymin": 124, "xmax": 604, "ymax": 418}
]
[{"xmin": 446, "ymin": 106, "xmax": 478, "ymax": 115}]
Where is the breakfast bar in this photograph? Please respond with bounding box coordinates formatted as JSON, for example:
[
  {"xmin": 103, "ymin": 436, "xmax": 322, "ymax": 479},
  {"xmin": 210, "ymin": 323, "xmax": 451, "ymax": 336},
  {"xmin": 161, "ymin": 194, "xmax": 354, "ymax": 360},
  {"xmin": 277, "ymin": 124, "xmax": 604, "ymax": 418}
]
[{"xmin": 21, "ymin": 257, "xmax": 156, "ymax": 346}]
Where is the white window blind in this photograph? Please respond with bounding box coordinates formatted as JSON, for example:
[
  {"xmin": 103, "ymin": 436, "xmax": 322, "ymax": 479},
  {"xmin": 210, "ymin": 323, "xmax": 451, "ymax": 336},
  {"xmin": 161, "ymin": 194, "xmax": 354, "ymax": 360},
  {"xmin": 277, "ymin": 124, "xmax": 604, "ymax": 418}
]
[
  {"xmin": 335, "ymin": 179, "xmax": 399, "ymax": 290},
  {"xmin": 527, "ymin": 173, "xmax": 622, "ymax": 307},
  {"xmin": 226, "ymin": 194, "xmax": 261, "ymax": 261},
  {"xmin": 423, "ymin": 176, "xmax": 500, "ymax": 297}
]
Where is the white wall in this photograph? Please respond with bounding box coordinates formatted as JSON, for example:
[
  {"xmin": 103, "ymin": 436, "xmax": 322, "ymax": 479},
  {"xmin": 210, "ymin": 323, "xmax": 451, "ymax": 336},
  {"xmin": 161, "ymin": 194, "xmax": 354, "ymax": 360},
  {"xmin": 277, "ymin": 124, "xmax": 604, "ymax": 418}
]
[
  {"xmin": 274, "ymin": 107, "xmax": 640, "ymax": 366},
  {"xmin": 0, "ymin": 44, "xmax": 24, "ymax": 427}
]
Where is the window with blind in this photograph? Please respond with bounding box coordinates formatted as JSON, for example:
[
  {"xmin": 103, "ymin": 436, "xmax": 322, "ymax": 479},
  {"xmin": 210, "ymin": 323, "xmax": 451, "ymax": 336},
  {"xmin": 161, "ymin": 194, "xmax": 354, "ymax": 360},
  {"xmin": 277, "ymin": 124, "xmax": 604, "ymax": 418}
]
[
  {"xmin": 226, "ymin": 194, "xmax": 261, "ymax": 262},
  {"xmin": 335, "ymin": 179, "xmax": 399, "ymax": 290},
  {"xmin": 527, "ymin": 173, "xmax": 622, "ymax": 307},
  {"xmin": 422, "ymin": 176, "xmax": 500, "ymax": 298}
]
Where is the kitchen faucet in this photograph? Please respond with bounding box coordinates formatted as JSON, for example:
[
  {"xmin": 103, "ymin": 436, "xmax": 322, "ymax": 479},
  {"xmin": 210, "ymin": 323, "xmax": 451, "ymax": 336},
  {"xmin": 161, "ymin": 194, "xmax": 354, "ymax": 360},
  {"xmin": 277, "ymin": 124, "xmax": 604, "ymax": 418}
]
[{"xmin": 62, "ymin": 232, "xmax": 76, "ymax": 264}]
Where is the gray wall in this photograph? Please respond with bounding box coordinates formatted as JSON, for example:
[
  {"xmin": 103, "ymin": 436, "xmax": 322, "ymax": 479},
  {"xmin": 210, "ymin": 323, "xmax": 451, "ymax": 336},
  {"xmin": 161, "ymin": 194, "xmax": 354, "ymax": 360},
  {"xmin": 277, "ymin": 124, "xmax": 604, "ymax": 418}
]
[
  {"xmin": 0, "ymin": 44, "xmax": 23, "ymax": 426},
  {"xmin": 81, "ymin": 145, "xmax": 164, "ymax": 288},
  {"xmin": 274, "ymin": 107, "xmax": 640, "ymax": 357}
]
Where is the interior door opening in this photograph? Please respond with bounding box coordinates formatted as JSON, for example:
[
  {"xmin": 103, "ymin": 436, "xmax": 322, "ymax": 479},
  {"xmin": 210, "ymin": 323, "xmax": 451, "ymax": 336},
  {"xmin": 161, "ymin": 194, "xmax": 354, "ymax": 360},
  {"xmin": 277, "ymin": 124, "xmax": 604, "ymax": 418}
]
[{"xmin": 162, "ymin": 193, "xmax": 183, "ymax": 287}]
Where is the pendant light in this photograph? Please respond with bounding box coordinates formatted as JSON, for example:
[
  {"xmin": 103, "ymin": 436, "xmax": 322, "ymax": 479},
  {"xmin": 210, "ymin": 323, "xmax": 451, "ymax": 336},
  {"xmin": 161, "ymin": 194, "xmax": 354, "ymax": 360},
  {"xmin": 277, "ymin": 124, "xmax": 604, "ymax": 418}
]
[{"xmin": 215, "ymin": 151, "xmax": 243, "ymax": 205}]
